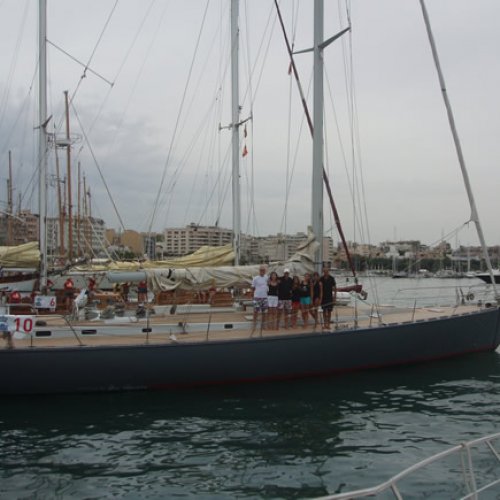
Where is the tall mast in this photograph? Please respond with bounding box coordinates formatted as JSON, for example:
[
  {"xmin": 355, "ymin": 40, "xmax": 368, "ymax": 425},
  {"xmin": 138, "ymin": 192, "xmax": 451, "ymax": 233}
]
[
  {"xmin": 77, "ymin": 161, "xmax": 81, "ymax": 257},
  {"xmin": 7, "ymin": 151, "xmax": 13, "ymax": 246},
  {"xmin": 64, "ymin": 90, "xmax": 73, "ymax": 261},
  {"xmin": 419, "ymin": 0, "xmax": 498, "ymax": 298},
  {"xmin": 230, "ymin": 0, "xmax": 241, "ymax": 265},
  {"xmin": 54, "ymin": 145, "xmax": 65, "ymax": 259},
  {"xmin": 275, "ymin": 1, "xmax": 352, "ymax": 275},
  {"xmin": 38, "ymin": 0, "xmax": 48, "ymax": 287},
  {"xmin": 83, "ymin": 175, "xmax": 91, "ymax": 256},
  {"xmin": 87, "ymin": 186, "xmax": 92, "ymax": 256},
  {"xmin": 311, "ymin": 0, "xmax": 324, "ymax": 270}
]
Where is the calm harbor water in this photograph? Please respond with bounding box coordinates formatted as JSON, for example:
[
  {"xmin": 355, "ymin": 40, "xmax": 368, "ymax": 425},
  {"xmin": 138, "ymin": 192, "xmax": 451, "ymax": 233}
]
[{"xmin": 1, "ymin": 277, "xmax": 499, "ymax": 499}]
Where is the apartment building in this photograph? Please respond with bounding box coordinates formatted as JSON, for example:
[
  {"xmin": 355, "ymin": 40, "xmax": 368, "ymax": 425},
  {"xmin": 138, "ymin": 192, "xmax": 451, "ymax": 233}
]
[
  {"xmin": 164, "ymin": 224, "xmax": 232, "ymax": 256},
  {"xmin": 0, "ymin": 210, "xmax": 39, "ymax": 246},
  {"xmin": 46, "ymin": 216, "xmax": 107, "ymax": 258}
]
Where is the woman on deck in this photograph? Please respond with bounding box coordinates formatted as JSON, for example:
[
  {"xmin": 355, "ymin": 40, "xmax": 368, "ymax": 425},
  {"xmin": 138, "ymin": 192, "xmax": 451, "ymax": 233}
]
[
  {"xmin": 137, "ymin": 280, "xmax": 148, "ymax": 304},
  {"xmin": 63, "ymin": 277, "xmax": 75, "ymax": 312},
  {"xmin": 290, "ymin": 276, "xmax": 302, "ymax": 328},
  {"xmin": 310, "ymin": 271, "xmax": 322, "ymax": 329},
  {"xmin": 299, "ymin": 273, "xmax": 312, "ymax": 327},
  {"xmin": 267, "ymin": 271, "xmax": 279, "ymax": 329}
]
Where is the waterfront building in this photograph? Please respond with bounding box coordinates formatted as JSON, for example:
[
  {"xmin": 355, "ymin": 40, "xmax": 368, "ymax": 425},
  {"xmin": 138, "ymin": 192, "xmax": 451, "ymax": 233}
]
[
  {"xmin": 164, "ymin": 223, "xmax": 233, "ymax": 256},
  {"xmin": 0, "ymin": 210, "xmax": 39, "ymax": 246},
  {"xmin": 46, "ymin": 216, "xmax": 107, "ymax": 260}
]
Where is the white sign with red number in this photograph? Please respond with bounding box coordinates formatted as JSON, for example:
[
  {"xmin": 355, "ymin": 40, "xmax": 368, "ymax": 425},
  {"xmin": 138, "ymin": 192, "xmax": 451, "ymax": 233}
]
[
  {"xmin": 0, "ymin": 315, "xmax": 35, "ymax": 338},
  {"xmin": 34, "ymin": 295, "xmax": 57, "ymax": 311}
]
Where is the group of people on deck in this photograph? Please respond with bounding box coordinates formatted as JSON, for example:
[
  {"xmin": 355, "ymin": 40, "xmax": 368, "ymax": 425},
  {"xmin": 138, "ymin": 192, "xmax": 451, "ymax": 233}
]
[
  {"xmin": 62, "ymin": 277, "xmax": 134, "ymax": 312},
  {"xmin": 251, "ymin": 266, "xmax": 337, "ymax": 331}
]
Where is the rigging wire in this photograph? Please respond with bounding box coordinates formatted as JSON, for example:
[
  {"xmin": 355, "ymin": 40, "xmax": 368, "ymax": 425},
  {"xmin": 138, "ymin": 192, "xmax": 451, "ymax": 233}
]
[
  {"xmin": 176, "ymin": 97, "xmax": 224, "ymax": 226},
  {"xmin": 242, "ymin": 0, "xmax": 256, "ymax": 238},
  {"xmin": 0, "ymin": 0, "xmax": 29, "ymax": 138},
  {"xmin": 160, "ymin": 83, "xmax": 229, "ymax": 230},
  {"xmin": 39, "ymin": 1, "xmax": 129, "ymax": 239},
  {"xmin": 44, "ymin": 2, "xmax": 125, "ymax": 238},
  {"xmin": 241, "ymin": 3, "xmax": 277, "ymax": 239},
  {"xmin": 0, "ymin": 0, "xmax": 31, "ymax": 159},
  {"xmin": 49, "ymin": 0, "xmax": 119, "ymax": 142},
  {"xmin": 85, "ymin": 1, "xmax": 169, "ymax": 235},
  {"xmin": 156, "ymin": 2, "xmax": 276, "ymax": 240},
  {"xmin": 68, "ymin": 0, "xmax": 119, "ymax": 105},
  {"xmin": 274, "ymin": 0, "xmax": 358, "ymax": 278},
  {"xmin": 282, "ymin": 1, "xmax": 300, "ymax": 242},
  {"xmin": 73, "ymin": 0, "xmax": 160, "ymax": 166},
  {"xmin": 338, "ymin": 0, "xmax": 373, "ymax": 253},
  {"xmin": 204, "ymin": 143, "xmax": 233, "ymax": 229},
  {"xmin": 158, "ymin": 15, "xmax": 228, "ymax": 230},
  {"xmin": 0, "ymin": 69, "xmax": 36, "ymax": 160},
  {"xmin": 0, "ymin": 65, "xmax": 37, "ymax": 210},
  {"xmin": 71, "ymin": 101, "xmax": 126, "ymax": 231},
  {"xmin": 147, "ymin": 0, "xmax": 211, "ymax": 236},
  {"xmin": 39, "ymin": 1, "xmax": 167, "ymax": 240},
  {"xmin": 214, "ymin": 1, "xmax": 226, "ymax": 228}
]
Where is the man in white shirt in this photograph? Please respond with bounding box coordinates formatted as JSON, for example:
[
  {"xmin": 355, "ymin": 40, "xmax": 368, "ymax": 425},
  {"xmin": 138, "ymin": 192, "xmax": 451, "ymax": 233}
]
[{"xmin": 252, "ymin": 265, "xmax": 269, "ymax": 332}]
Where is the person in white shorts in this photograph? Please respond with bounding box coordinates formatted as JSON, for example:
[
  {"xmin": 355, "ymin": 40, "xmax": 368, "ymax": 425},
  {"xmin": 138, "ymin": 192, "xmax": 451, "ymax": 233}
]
[{"xmin": 252, "ymin": 265, "xmax": 269, "ymax": 331}]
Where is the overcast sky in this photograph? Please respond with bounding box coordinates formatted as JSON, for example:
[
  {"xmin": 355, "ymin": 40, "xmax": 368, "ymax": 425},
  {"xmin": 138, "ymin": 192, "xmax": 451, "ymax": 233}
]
[{"xmin": 1, "ymin": 0, "xmax": 500, "ymax": 249}]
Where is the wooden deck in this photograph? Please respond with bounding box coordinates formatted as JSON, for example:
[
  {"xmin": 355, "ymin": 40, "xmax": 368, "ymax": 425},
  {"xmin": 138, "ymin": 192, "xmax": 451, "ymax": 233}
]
[{"xmin": 5, "ymin": 302, "xmax": 485, "ymax": 350}]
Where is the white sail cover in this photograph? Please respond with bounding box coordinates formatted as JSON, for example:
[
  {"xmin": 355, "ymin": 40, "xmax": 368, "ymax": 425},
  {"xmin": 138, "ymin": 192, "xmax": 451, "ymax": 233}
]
[
  {"xmin": 0, "ymin": 241, "xmax": 40, "ymax": 268},
  {"xmin": 70, "ymin": 244, "xmax": 235, "ymax": 273},
  {"xmin": 146, "ymin": 229, "xmax": 319, "ymax": 292}
]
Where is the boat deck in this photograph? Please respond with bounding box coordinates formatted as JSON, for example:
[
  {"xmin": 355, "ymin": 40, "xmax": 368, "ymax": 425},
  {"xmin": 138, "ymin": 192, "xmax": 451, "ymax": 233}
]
[{"xmin": 7, "ymin": 302, "xmax": 486, "ymax": 349}]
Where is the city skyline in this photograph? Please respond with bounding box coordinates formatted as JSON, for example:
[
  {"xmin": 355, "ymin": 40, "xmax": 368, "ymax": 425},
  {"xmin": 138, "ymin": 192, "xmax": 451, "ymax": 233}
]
[{"xmin": 3, "ymin": 209, "xmax": 500, "ymax": 256}]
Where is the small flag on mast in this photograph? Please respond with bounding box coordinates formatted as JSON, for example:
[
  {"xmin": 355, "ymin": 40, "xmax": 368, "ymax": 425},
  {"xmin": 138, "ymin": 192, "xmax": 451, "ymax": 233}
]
[{"xmin": 242, "ymin": 145, "xmax": 248, "ymax": 157}]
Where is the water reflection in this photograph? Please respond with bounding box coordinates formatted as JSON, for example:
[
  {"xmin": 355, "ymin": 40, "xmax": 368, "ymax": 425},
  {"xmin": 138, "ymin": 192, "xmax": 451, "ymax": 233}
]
[{"xmin": 1, "ymin": 351, "xmax": 499, "ymax": 498}]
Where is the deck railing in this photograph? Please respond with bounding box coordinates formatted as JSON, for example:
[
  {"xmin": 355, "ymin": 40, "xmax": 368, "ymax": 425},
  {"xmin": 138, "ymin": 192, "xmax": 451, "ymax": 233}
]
[{"xmin": 318, "ymin": 432, "xmax": 500, "ymax": 500}]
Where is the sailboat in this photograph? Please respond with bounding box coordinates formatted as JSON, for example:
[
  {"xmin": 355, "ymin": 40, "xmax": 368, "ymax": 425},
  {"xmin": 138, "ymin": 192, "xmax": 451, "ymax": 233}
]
[
  {"xmin": 0, "ymin": 153, "xmax": 41, "ymax": 293},
  {"xmin": 476, "ymin": 270, "xmax": 500, "ymax": 285},
  {"xmin": 0, "ymin": 242, "xmax": 40, "ymax": 292},
  {"xmin": 0, "ymin": 0, "xmax": 499, "ymax": 396}
]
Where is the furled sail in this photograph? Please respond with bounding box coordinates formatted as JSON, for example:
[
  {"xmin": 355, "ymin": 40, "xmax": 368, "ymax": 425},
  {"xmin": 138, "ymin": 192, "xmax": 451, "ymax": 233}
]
[
  {"xmin": 148, "ymin": 244, "xmax": 234, "ymax": 268},
  {"xmin": 0, "ymin": 241, "xmax": 40, "ymax": 268},
  {"xmin": 70, "ymin": 244, "xmax": 235, "ymax": 274},
  {"xmin": 146, "ymin": 229, "xmax": 319, "ymax": 292}
]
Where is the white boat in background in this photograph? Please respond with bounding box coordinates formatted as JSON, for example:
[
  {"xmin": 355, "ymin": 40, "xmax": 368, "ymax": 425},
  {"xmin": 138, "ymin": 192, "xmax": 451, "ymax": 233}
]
[
  {"xmin": 0, "ymin": 270, "xmax": 37, "ymax": 293},
  {"xmin": 435, "ymin": 269, "xmax": 464, "ymax": 279},
  {"xmin": 392, "ymin": 271, "xmax": 408, "ymax": 279},
  {"xmin": 476, "ymin": 270, "xmax": 500, "ymax": 284}
]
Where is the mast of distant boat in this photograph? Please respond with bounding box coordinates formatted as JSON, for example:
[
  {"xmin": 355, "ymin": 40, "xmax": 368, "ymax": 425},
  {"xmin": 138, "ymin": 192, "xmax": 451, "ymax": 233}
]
[
  {"xmin": 7, "ymin": 151, "xmax": 13, "ymax": 245},
  {"xmin": 38, "ymin": 0, "xmax": 48, "ymax": 288},
  {"xmin": 419, "ymin": 0, "xmax": 499, "ymax": 299}
]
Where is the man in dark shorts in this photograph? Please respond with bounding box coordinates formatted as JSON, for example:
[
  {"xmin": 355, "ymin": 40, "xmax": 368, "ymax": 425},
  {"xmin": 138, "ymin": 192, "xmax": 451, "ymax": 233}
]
[
  {"xmin": 277, "ymin": 268, "xmax": 293, "ymax": 329},
  {"xmin": 63, "ymin": 277, "xmax": 75, "ymax": 312},
  {"xmin": 319, "ymin": 267, "xmax": 336, "ymax": 330},
  {"xmin": 137, "ymin": 280, "xmax": 148, "ymax": 304}
]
